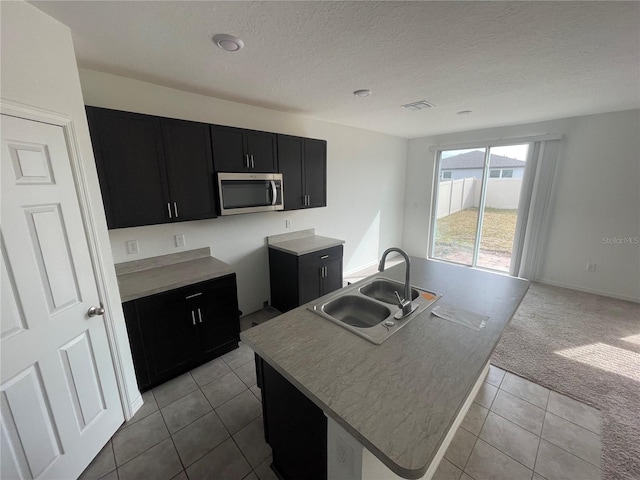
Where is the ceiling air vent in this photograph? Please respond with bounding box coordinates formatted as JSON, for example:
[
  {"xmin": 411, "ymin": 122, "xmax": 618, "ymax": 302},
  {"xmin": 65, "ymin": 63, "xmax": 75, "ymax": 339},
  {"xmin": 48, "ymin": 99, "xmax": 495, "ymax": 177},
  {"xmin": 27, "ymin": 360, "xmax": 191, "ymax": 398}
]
[{"xmin": 401, "ymin": 100, "xmax": 435, "ymax": 111}]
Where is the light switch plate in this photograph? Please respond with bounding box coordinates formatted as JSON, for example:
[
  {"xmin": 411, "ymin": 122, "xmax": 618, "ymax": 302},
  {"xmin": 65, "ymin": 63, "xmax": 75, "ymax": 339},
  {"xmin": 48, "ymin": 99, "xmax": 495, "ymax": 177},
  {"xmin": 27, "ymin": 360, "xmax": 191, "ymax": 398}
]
[
  {"xmin": 175, "ymin": 234, "xmax": 186, "ymax": 248},
  {"xmin": 126, "ymin": 240, "xmax": 139, "ymax": 255}
]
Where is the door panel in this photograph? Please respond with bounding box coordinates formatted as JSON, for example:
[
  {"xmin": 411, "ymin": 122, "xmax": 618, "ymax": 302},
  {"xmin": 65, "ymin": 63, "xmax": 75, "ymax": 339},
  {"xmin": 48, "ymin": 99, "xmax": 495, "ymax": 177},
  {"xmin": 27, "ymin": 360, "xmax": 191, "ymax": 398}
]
[
  {"xmin": 321, "ymin": 258, "xmax": 343, "ymax": 296},
  {"xmin": 161, "ymin": 119, "xmax": 216, "ymax": 221},
  {"xmin": 277, "ymin": 135, "xmax": 304, "ymax": 210},
  {"xmin": 195, "ymin": 277, "xmax": 240, "ymax": 358},
  {"xmin": 210, "ymin": 125, "xmax": 246, "ymax": 172},
  {"xmin": 1, "ymin": 114, "xmax": 123, "ymax": 480},
  {"xmin": 87, "ymin": 107, "xmax": 170, "ymax": 228},
  {"xmin": 245, "ymin": 131, "xmax": 277, "ymax": 173},
  {"xmin": 136, "ymin": 291, "xmax": 199, "ymax": 381},
  {"xmin": 303, "ymin": 139, "xmax": 327, "ymax": 208}
]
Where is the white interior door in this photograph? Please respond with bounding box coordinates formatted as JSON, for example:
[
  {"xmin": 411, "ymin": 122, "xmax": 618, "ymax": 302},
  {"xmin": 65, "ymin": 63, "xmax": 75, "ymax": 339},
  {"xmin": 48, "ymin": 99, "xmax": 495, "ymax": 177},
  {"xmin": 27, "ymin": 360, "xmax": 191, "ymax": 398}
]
[{"xmin": 1, "ymin": 114, "xmax": 123, "ymax": 479}]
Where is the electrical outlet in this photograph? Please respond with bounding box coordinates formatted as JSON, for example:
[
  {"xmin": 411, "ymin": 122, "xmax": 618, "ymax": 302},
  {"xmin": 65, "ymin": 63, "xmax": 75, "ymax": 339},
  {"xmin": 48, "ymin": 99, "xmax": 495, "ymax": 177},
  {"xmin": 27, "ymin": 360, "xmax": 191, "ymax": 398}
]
[
  {"xmin": 175, "ymin": 234, "xmax": 185, "ymax": 248},
  {"xmin": 586, "ymin": 262, "xmax": 597, "ymax": 272},
  {"xmin": 285, "ymin": 218, "xmax": 291, "ymax": 229},
  {"xmin": 126, "ymin": 240, "xmax": 139, "ymax": 255},
  {"xmin": 263, "ymin": 300, "xmax": 269, "ymax": 308}
]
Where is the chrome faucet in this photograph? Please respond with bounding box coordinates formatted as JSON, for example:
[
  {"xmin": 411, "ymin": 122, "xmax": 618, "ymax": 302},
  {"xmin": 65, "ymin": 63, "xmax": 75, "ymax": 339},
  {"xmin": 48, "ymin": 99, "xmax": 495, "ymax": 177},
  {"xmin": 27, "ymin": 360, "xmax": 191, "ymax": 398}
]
[{"xmin": 378, "ymin": 247, "xmax": 417, "ymax": 319}]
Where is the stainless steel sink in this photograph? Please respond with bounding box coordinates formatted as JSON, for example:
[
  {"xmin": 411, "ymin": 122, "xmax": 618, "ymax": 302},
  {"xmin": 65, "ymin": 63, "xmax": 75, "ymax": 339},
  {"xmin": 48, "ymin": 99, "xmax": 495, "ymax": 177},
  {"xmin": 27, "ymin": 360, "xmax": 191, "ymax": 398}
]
[
  {"xmin": 323, "ymin": 295, "xmax": 391, "ymax": 328},
  {"xmin": 309, "ymin": 275, "xmax": 441, "ymax": 344},
  {"xmin": 359, "ymin": 279, "xmax": 419, "ymax": 305}
]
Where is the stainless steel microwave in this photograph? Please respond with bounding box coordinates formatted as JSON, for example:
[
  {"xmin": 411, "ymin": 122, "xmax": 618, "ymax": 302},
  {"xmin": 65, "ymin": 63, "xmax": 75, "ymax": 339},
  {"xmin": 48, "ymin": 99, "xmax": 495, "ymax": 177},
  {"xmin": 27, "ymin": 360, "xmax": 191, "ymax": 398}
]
[{"xmin": 217, "ymin": 172, "xmax": 284, "ymax": 216}]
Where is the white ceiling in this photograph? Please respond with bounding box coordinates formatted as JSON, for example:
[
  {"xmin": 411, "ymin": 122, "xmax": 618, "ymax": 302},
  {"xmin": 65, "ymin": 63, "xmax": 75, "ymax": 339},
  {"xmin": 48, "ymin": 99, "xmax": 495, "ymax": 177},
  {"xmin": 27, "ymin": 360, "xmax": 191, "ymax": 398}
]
[{"xmin": 30, "ymin": 1, "xmax": 640, "ymax": 139}]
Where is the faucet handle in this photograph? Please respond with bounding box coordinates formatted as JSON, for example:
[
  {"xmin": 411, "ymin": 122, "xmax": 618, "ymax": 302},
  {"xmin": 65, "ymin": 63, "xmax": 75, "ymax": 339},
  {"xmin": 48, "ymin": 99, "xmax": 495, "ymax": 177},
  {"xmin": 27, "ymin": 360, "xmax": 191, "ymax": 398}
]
[{"xmin": 394, "ymin": 290, "xmax": 405, "ymax": 307}]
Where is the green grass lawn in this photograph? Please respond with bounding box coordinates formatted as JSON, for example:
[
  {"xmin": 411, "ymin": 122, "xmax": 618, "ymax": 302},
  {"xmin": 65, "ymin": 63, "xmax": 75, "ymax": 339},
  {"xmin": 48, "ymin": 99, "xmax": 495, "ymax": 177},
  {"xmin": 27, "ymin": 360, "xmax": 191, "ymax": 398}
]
[{"xmin": 435, "ymin": 207, "xmax": 518, "ymax": 254}]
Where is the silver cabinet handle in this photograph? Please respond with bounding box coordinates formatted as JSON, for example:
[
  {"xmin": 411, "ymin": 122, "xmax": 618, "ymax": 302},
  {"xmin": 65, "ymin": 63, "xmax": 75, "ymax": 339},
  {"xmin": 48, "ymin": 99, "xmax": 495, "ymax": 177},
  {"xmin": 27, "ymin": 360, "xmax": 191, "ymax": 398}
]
[
  {"xmin": 186, "ymin": 292, "xmax": 202, "ymax": 299},
  {"xmin": 191, "ymin": 310, "xmax": 196, "ymax": 325},
  {"xmin": 320, "ymin": 255, "xmax": 329, "ymax": 260},
  {"xmin": 197, "ymin": 308, "xmax": 203, "ymax": 323},
  {"xmin": 167, "ymin": 203, "xmax": 172, "ymax": 218},
  {"xmin": 250, "ymin": 154, "xmax": 255, "ymax": 169},
  {"xmin": 173, "ymin": 202, "xmax": 178, "ymax": 218},
  {"xmin": 87, "ymin": 303, "xmax": 105, "ymax": 317},
  {"xmin": 245, "ymin": 154, "xmax": 250, "ymax": 169}
]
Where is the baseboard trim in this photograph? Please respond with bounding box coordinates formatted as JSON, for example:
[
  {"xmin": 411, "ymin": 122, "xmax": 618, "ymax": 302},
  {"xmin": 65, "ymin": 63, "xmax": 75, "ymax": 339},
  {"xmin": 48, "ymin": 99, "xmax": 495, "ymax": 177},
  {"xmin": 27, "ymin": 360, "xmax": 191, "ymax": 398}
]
[{"xmin": 536, "ymin": 278, "xmax": 640, "ymax": 304}]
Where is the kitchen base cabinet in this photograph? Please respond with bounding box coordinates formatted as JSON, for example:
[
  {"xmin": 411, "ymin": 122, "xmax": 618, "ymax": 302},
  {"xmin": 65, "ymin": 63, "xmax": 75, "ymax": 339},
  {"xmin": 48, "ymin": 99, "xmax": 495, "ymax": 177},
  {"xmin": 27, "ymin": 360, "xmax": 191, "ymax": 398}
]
[
  {"xmin": 269, "ymin": 245, "xmax": 343, "ymax": 312},
  {"xmin": 256, "ymin": 356, "xmax": 327, "ymax": 480},
  {"xmin": 123, "ymin": 274, "xmax": 240, "ymax": 391}
]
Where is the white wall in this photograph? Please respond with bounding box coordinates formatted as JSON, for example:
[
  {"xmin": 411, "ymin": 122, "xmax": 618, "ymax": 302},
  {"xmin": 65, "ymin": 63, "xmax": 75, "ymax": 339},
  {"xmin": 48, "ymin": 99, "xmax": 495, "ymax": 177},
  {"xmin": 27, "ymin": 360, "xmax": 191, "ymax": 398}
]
[
  {"xmin": 79, "ymin": 70, "xmax": 408, "ymax": 314},
  {"xmin": 403, "ymin": 109, "xmax": 640, "ymax": 301},
  {"xmin": 1, "ymin": 1, "xmax": 139, "ymax": 415}
]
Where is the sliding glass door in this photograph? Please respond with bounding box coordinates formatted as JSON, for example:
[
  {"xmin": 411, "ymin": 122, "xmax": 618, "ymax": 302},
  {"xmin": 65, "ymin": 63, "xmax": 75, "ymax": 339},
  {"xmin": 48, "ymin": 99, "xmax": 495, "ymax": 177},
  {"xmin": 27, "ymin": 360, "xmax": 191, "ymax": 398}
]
[{"xmin": 430, "ymin": 144, "xmax": 529, "ymax": 273}]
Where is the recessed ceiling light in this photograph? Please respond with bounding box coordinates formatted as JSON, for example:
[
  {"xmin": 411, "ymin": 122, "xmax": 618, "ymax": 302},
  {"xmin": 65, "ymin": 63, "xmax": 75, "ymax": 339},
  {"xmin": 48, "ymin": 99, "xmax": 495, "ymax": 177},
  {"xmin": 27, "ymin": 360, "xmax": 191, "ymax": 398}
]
[
  {"xmin": 353, "ymin": 89, "xmax": 372, "ymax": 97},
  {"xmin": 402, "ymin": 100, "xmax": 435, "ymax": 111},
  {"xmin": 212, "ymin": 34, "xmax": 244, "ymax": 52},
  {"xmin": 457, "ymin": 110, "xmax": 472, "ymax": 115}
]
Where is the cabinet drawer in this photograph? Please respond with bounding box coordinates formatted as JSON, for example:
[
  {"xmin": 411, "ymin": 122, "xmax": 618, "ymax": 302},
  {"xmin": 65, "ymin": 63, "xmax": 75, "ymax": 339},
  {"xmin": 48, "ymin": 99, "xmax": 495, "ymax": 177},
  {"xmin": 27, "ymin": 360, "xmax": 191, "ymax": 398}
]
[{"xmin": 298, "ymin": 245, "xmax": 343, "ymax": 268}]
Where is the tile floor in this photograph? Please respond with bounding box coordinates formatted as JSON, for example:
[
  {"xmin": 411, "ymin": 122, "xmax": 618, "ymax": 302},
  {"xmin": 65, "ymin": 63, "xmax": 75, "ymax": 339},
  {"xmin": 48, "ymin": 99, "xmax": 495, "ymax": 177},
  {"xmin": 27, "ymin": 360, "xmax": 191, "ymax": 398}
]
[
  {"xmin": 80, "ymin": 311, "xmax": 602, "ymax": 480},
  {"xmin": 436, "ymin": 364, "xmax": 602, "ymax": 480}
]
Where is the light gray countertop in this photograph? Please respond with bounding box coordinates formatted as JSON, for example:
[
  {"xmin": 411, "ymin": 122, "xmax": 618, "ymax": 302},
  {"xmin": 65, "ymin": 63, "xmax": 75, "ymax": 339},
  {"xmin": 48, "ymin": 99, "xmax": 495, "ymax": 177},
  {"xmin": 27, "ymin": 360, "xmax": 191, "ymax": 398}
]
[
  {"xmin": 116, "ymin": 248, "xmax": 234, "ymax": 302},
  {"xmin": 241, "ymin": 258, "xmax": 529, "ymax": 479},
  {"xmin": 267, "ymin": 229, "xmax": 344, "ymax": 256}
]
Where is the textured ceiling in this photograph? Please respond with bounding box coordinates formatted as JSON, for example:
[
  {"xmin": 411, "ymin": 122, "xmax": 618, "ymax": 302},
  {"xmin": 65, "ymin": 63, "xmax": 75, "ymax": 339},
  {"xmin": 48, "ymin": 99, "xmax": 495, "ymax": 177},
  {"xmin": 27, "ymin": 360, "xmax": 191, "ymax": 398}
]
[{"xmin": 30, "ymin": 1, "xmax": 640, "ymax": 139}]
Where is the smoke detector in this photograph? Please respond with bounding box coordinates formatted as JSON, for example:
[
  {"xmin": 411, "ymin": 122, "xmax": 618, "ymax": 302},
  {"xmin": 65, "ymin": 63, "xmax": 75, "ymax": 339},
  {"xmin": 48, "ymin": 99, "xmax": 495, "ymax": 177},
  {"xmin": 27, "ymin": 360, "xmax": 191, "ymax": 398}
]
[
  {"xmin": 353, "ymin": 89, "xmax": 372, "ymax": 97},
  {"xmin": 212, "ymin": 34, "xmax": 244, "ymax": 52},
  {"xmin": 402, "ymin": 100, "xmax": 435, "ymax": 111}
]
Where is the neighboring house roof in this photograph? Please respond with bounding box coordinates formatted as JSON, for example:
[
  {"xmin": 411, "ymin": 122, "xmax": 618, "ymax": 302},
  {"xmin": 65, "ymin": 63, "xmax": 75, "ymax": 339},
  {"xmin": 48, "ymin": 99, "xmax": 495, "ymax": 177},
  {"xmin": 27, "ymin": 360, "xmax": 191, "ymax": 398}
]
[{"xmin": 441, "ymin": 150, "xmax": 526, "ymax": 170}]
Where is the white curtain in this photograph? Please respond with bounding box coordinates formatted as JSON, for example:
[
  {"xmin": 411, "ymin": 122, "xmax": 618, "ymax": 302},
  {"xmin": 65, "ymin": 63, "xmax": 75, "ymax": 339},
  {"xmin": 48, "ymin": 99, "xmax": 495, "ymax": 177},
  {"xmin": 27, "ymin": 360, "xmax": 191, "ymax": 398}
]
[{"xmin": 511, "ymin": 139, "xmax": 562, "ymax": 279}]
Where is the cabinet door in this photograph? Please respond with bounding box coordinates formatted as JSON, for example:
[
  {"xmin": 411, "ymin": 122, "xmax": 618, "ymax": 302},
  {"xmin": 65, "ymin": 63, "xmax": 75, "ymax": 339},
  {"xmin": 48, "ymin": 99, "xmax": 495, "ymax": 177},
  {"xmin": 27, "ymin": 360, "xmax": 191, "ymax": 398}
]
[
  {"xmin": 321, "ymin": 257, "xmax": 343, "ymax": 296},
  {"xmin": 303, "ymin": 139, "xmax": 327, "ymax": 208},
  {"xmin": 298, "ymin": 263, "xmax": 322, "ymax": 306},
  {"xmin": 192, "ymin": 276, "xmax": 240, "ymax": 359},
  {"xmin": 210, "ymin": 125, "xmax": 248, "ymax": 172},
  {"xmin": 277, "ymin": 135, "xmax": 304, "ymax": 210},
  {"xmin": 161, "ymin": 119, "xmax": 217, "ymax": 221},
  {"xmin": 245, "ymin": 130, "xmax": 277, "ymax": 173},
  {"xmin": 135, "ymin": 290, "xmax": 199, "ymax": 384},
  {"xmin": 87, "ymin": 107, "xmax": 170, "ymax": 228}
]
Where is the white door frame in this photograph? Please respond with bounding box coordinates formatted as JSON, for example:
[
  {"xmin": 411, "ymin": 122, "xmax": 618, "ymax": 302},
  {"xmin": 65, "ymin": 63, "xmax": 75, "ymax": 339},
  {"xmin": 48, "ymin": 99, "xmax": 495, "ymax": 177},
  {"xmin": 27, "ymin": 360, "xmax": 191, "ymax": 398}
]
[{"xmin": 1, "ymin": 98, "xmax": 136, "ymax": 419}]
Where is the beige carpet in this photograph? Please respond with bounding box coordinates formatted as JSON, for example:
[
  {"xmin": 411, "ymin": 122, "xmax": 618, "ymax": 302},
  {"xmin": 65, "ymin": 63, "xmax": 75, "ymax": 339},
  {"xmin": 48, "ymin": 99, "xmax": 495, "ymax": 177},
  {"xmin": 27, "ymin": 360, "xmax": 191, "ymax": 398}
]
[{"xmin": 492, "ymin": 282, "xmax": 640, "ymax": 480}]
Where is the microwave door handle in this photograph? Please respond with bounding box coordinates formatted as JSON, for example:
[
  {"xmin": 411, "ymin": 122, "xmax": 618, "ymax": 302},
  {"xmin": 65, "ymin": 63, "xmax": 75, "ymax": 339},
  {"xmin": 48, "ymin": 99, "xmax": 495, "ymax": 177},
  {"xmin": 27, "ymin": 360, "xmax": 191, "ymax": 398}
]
[{"xmin": 270, "ymin": 180, "xmax": 277, "ymax": 206}]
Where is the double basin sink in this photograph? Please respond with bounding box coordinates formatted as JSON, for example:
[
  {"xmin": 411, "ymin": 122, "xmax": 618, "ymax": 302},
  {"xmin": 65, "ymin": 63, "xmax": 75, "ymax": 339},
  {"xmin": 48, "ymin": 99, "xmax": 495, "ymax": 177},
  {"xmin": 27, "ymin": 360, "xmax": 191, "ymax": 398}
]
[{"xmin": 309, "ymin": 276, "xmax": 441, "ymax": 344}]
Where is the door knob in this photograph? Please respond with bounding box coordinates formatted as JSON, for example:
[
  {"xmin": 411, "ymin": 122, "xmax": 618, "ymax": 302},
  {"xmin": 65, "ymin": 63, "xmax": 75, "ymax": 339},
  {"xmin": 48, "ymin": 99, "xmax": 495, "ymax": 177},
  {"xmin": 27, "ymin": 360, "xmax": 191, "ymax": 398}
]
[{"xmin": 87, "ymin": 304, "xmax": 105, "ymax": 317}]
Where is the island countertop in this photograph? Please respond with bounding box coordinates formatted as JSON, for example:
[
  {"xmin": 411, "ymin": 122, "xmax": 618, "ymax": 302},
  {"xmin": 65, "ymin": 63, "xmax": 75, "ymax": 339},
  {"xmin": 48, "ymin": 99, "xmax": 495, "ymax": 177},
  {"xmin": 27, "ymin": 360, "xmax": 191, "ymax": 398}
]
[{"xmin": 241, "ymin": 257, "xmax": 529, "ymax": 479}]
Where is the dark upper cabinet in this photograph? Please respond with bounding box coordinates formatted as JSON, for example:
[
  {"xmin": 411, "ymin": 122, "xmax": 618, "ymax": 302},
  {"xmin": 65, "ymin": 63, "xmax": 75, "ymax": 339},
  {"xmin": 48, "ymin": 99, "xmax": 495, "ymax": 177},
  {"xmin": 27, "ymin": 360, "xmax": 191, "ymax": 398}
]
[
  {"xmin": 160, "ymin": 118, "xmax": 216, "ymax": 222},
  {"xmin": 86, "ymin": 106, "xmax": 216, "ymax": 229},
  {"xmin": 122, "ymin": 274, "xmax": 240, "ymax": 391},
  {"xmin": 210, "ymin": 125, "xmax": 277, "ymax": 173},
  {"xmin": 269, "ymin": 245, "xmax": 343, "ymax": 312},
  {"xmin": 87, "ymin": 107, "xmax": 169, "ymax": 228},
  {"xmin": 277, "ymin": 135, "xmax": 326, "ymax": 210}
]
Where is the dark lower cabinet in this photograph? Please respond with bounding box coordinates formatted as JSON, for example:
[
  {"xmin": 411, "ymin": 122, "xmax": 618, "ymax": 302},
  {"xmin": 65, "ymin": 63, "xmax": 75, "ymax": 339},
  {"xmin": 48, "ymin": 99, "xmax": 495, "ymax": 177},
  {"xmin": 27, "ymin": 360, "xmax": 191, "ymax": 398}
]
[
  {"xmin": 269, "ymin": 245, "xmax": 343, "ymax": 312},
  {"xmin": 257, "ymin": 356, "xmax": 327, "ymax": 480},
  {"xmin": 123, "ymin": 274, "xmax": 240, "ymax": 391}
]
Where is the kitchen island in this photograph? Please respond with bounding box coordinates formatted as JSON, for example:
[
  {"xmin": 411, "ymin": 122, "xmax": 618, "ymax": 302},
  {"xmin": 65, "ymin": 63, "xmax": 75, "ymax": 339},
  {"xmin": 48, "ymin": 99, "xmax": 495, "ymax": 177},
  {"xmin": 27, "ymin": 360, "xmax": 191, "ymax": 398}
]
[{"xmin": 241, "ymin": 257, "xmax": 529, "ymax": 479}]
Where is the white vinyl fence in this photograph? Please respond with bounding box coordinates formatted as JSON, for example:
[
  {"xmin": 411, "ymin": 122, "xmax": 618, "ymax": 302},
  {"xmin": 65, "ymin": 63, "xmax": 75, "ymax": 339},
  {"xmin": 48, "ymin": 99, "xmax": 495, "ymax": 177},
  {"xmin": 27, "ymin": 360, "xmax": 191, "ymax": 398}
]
[{"xmin": 437, "ymin": 178, "xmax": 522, "ymax": 219}]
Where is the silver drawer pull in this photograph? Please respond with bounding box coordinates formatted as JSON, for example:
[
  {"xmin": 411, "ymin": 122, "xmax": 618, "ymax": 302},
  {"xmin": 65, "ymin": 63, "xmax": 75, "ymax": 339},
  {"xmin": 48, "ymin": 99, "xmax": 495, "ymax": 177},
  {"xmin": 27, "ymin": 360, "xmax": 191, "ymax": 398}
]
[
  {"xmin": 197, "ymin": 308, "xmax": 203, "ymax": 323},
  {"xmin": 320, "ymin": 255, "xmax": 329, "ymax": 259},
  {"xmin": 186, "ymin": 292, "xmax": 203, "ymax": 299},
  {"xmin": 191, "ymin": 310, "xmax": 196, "ymax": 325}
]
